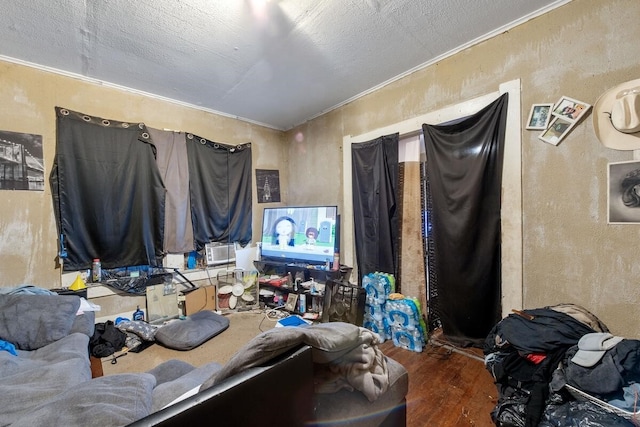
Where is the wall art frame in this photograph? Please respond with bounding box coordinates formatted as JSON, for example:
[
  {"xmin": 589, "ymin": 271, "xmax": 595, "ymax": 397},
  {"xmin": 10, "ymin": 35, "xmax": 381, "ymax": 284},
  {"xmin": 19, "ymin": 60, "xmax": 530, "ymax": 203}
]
[
  {"xmin": 255, "ymin": 169, "xmax": 281, "ymax": 203},
  {"xmin": 551, "ymin": 96, "xmax": 591, "ymax": 123},
  {"xmin": 538, "ymin": 116, "xmax": 575, "ymax": 146},
  {"xmin": 0, "ymin": 129, "xmax": 44, "ymax": 191},
  {"xmin": 608, "ymin": 160, "xmax": 640, "ymax": 224},
  {"xmin": 526, "ymin": 103, "xmax": 553, "ymax": 130}
]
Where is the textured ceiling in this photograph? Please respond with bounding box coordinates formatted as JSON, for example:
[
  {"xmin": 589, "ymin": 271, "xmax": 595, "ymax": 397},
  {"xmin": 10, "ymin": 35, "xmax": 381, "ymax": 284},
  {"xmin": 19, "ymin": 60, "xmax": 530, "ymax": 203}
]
[{"xmin": 1, "ymin": 0, "xmax": 566, "ymax": 130}]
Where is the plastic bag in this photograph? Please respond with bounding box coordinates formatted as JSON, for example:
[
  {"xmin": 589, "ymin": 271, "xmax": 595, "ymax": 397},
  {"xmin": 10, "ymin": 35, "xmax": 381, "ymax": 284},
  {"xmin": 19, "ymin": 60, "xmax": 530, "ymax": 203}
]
[{"xmin": 539, "ymin": 400, "xmax": 636, "ymax": 427}]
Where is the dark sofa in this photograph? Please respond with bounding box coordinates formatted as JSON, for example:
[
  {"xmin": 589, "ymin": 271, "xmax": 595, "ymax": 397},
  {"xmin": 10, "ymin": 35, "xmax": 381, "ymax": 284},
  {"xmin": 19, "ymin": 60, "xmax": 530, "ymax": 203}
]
[
  {"xmin": 130, "ymin": 345, "xmax": 315, "ymax": 426},
  {"xmin": 132, "ymin": 322, "xmax": 409, "ymax": 427},
  {"xmin": 0, "ymin": 293, "xmax": 407, "ymax": 427}
]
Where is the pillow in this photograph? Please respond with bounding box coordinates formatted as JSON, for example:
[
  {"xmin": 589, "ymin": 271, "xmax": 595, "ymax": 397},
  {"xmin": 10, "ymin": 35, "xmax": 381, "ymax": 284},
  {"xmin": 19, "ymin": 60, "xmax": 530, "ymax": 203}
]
[
  {"xmin": 298, "ymin": 322, "xmax": 363, "ymax": 363},
  {"xmin": 116, "ymin": 320, "xmax": 159, "ymax": 341},
  {"xmin": 0, "ymin": 294, "xmax": 80, "ymax": 350},
  {"xmin": 69, "ymin": 311, "xmax": 95, "ymax": 337},
  {"xmin": 154, "ymin": 311, "xmax": 229, "ymax": 351},
  {"xmin": 10, "ymin": 373, "xmax": 155, "ymax": 427}
]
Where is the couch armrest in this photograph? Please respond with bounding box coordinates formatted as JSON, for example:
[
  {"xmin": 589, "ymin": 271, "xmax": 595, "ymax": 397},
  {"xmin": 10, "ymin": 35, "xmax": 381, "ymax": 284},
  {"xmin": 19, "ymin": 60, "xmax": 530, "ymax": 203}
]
[
  {"xmin": 70, "ymin": 310, "xmax": 96, "ymax": 337},
  {"xmin": 127, "ymin": 345, "xmax": 314, "ymax": 427}
]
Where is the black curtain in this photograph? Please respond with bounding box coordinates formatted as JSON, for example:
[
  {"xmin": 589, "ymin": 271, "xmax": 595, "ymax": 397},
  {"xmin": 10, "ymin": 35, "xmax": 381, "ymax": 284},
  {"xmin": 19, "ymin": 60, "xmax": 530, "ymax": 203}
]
[
  {"xmin": 51, "ymin": 108, "xmax": 165, "ymax": 271},
  {"xmin": 186, "ymin": 135, "xmax": 252, "ymax": 250},
  {"xmin": 422, "ymin": 93, "xmax": 508, "ymax": 347},
  {"xmin": 351, "ymin": 133, "xmax": 399, "ymax": 285}
]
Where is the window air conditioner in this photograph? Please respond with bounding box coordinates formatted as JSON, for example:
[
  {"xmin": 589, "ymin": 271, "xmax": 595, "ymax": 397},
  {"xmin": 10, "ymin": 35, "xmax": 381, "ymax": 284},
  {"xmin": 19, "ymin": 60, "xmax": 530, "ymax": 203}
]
[{"xmin": 205, "ymin": 242, "xmax": 236, "ymax": 266}]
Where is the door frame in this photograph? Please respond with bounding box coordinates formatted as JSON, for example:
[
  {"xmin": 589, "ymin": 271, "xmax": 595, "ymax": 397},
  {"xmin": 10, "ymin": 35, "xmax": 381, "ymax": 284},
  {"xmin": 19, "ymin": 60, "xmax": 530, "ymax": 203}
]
[{"xmin": 342, "ymin": 79, "xmax": 522, "ymax": 317}]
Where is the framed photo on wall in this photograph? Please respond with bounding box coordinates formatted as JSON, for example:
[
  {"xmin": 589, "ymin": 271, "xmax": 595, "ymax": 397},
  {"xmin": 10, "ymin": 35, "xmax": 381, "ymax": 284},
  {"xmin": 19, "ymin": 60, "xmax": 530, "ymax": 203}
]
[
  {"xmin": 538, "ymin": 116, "xmax": 575, "ymax": 145},
  {"xmin": 255, "ymin": 169, "xmax": 281, "ymax": 203},
  {"xmin": 608, "ymin": 160, "xmax": 640, "ymax": 224},
  {"xmin": 551, "ymin": 96, "xmax": 591, "ymax": 123},
  {"xmin": 526, "ymin": 103, "xmax": 553, "ymax": 130},
  {"xmin": 0, "ymin": 130, "xmax": 44, "ymax": 191}
]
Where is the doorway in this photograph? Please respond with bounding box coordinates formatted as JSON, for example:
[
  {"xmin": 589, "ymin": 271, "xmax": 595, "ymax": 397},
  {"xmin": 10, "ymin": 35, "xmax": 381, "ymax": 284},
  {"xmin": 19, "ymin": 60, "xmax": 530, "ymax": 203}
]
[{"xmin": 342, "ymin": 79, "xmax": 522, "ymax": 321}]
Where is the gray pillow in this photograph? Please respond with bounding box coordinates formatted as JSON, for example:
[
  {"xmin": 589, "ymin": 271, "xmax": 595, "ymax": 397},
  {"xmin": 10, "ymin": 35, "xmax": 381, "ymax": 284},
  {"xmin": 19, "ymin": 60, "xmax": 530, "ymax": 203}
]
[
  {"xmin": 300, "ymin": 322, "xmax": 363, "ymax": 363},
  {"xmin": 0, "ymin": 294, "xmax": 80, "ymax": 350},
  {"xmin": 70, "ymin": 311, "xmax": 96, "ymax": 337},
  {"xmin": 155, "ymin": 311, "xmax": 229, "ymax": 350}
]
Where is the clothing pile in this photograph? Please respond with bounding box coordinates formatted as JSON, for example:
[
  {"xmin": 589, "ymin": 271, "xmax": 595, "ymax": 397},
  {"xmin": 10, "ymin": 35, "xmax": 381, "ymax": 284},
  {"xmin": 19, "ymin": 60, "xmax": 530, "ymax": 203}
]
[
  {"xmin": 89, "ymin": 320, "xmax": 127, "ymax": 357},
  {"xmin": 484, "ymin": 304, "xmax": 637, "ymax": 427},
  {"xmin": 563, "ymin": 333, "xmax": 640, "ymax": 413}
]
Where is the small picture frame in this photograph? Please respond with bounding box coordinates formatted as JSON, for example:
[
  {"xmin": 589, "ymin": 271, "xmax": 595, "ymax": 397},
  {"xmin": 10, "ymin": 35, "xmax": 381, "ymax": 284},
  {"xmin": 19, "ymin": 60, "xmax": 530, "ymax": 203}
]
[
  {"xmin": 538, "ymin": 116, "xmax": 575, "ymax": 146},
  {"xmin": 284, "ymin": 293, "xmax": 298, "ymax": 312},
  {"xmin": 526, "ymin": 103, "xmax": 553, "ymax": 130},
  {"xmin": 608, "ymin": 160, "xmax": 640, "ymax": 224},
  {"xmin": 551, "ymin": 96, "xmax": 591, "ymax": 123},
  {"xmin": 255, "ymin": 169, "xmax": 281, "ymax": 203}
]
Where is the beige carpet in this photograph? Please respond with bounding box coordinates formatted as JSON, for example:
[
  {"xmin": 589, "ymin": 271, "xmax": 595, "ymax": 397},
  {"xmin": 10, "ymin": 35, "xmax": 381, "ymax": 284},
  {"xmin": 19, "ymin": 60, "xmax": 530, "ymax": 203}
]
[{"xmin": 101, "ymin": 310, "xmax": 277, "ymax": 376}]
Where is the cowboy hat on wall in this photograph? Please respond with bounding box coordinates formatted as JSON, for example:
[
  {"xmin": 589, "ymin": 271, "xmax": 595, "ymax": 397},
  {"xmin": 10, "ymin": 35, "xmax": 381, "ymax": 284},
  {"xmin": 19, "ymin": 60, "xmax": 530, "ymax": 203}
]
[{"xmin": 593, "ymin": 78, "xmax": 640, "ymax": 150}]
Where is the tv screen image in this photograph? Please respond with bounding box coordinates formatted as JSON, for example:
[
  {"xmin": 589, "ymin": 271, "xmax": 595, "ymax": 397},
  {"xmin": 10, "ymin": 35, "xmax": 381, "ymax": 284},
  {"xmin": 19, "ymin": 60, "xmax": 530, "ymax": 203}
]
[{"xmin": 260, "ymin": 205, "xmax": 338, "ymax": 265}]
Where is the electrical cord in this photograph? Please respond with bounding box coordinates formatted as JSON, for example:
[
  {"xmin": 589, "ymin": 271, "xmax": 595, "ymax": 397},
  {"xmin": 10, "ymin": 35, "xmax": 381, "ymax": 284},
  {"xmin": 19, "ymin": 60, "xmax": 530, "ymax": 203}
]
[
  {"xmin": 258, "ymin": 305, "xmax": 290, "ymax": 331},
  {"xmin": 428, "ymin": 336, "xmax": 485, "ymax": 363},
  {"xmin": 265, "ymin": 305, "xmax": 288, "ymax": 319}
]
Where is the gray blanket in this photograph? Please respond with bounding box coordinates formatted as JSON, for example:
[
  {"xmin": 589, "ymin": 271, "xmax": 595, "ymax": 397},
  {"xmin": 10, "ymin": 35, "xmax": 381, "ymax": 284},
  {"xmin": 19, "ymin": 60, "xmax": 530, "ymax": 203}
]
[{"xmin": 200, "ymin": 322, "xmax": 389, "ymax": 401}]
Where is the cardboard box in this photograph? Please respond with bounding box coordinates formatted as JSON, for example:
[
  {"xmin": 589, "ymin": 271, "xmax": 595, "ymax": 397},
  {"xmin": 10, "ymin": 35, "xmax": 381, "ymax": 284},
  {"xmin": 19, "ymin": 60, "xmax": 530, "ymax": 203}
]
[{"xmin": 182, "ymin": 285, "xmax": 216, "ymax": 315}]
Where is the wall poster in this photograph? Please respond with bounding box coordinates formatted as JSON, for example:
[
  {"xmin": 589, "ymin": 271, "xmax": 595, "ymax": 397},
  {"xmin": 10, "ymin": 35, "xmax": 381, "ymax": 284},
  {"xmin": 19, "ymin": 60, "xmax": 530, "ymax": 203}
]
[
  {"xmin": 608, "ymin": 160, "xmax": 640, "ymax": 224},
  {"xmin": 256, "ymin": 169, "xmax": 280, "ymax": 203},
  {"xmin": 0, "ymin": 130, "xmax": 44, "ymax": 191}
]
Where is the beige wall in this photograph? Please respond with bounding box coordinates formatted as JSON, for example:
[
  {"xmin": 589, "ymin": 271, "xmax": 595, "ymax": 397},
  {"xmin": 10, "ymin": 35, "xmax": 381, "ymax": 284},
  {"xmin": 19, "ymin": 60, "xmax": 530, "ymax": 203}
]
[
  {"xmin": 0, "ymin": 61, "xmax": 286, "ymax": 288},
  {"xmin": 2, "ymin": 0, "xmax": 640, "ymax": 336},
  {"xmin": 284, "ymin": 0, "xmax": 640, "ymax": 337}
]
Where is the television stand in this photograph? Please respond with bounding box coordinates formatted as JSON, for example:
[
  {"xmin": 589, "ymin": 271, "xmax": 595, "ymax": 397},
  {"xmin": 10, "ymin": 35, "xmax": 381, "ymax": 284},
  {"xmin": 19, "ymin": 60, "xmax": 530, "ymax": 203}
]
[{"xmin": 254, "ymin": 260, "xmax": 363, "ymax": 325}]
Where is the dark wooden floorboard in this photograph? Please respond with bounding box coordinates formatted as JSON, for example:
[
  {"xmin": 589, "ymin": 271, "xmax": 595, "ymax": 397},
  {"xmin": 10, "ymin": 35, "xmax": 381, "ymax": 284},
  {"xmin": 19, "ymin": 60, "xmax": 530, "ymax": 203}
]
[{"xmin": 381, "ymin": 340, "xmax": 498, "ymax": 427}]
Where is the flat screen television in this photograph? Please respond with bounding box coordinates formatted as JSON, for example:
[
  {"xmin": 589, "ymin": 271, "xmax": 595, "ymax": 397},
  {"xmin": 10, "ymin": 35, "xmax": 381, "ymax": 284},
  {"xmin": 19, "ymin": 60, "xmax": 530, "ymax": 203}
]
[{"xmin": 259, "ymin": 205, "xmax": 339, "ymax": 265}]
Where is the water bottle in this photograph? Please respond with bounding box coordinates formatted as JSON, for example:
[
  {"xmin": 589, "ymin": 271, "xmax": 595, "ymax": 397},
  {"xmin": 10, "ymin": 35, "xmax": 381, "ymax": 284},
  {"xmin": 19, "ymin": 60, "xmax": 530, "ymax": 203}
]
[
  {"xmin": 133, "ymin": 305, "xmax": 145, "ymax": 321},
  {"xmin": 298, "ymin": 294, "xmax": 306, "ymax": 314},
  {"xmin": 92, "ymin": 258, "xmax": 102, "ymax": 283}
]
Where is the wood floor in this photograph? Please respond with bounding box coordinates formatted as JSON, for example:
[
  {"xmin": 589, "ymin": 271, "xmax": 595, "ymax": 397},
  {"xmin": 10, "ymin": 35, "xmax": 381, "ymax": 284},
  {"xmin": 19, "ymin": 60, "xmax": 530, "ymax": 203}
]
[{"xmin": 380, "ymin": 339, "xmax": 498, "ymax": 427}]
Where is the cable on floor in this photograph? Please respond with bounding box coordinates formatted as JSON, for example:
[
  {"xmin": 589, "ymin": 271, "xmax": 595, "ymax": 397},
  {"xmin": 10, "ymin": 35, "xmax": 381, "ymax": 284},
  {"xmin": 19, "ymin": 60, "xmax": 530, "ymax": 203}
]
[
  {"xmin": 428, "ymin": 336, "xmax": 486, "ymax": 363},
  {"xmin": 258, "ymin": 305, "xmax": 289, "ymax": 331}
]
